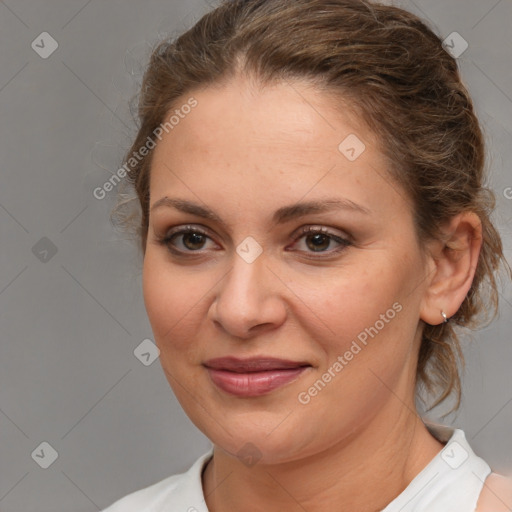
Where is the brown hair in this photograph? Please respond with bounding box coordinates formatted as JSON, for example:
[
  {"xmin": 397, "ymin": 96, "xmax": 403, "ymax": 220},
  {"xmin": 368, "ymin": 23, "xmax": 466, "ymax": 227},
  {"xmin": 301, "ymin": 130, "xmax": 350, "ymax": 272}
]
[{"xmin": 112, "ymin": 0, "xmax": 510, "ymax": 412}]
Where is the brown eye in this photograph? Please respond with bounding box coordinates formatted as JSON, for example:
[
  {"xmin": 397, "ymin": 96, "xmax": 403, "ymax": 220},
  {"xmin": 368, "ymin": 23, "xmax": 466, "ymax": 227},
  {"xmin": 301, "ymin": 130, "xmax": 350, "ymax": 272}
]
[
  {"xmin": 157, "ymin": 225, "xmax": 217, "ymax": 254},
  {"xmin": 304, "ymin": 232, "xmax": 331, "ymax": 252},
  {"xmin": 179, "ymin": 232, "xmax": 207, "ymax": 251},
  {"xmin": 290, "ymin": 226, "xmax": 352, "ymax": 255}
]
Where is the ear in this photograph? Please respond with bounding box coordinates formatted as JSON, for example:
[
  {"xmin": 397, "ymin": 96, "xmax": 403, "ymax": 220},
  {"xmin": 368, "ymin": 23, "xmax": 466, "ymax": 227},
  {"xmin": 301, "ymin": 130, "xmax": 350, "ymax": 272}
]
[{"xmin": 420, "ymin": 212, "xmax": 483, "ymax": 326}]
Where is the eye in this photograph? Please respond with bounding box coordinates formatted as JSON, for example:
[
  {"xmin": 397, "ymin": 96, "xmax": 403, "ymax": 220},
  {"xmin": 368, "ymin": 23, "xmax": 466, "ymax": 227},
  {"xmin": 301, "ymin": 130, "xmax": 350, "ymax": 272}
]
[
  {"xmin": 289, "ymin": 226, "xmax": 352, "ymax": 255},
  {"xmin": 156, "ymin": 225, "xmax": 218, "ymax": 254},
  {"xmin": 155, "ymin": 224, "xmax": 352, "ymax": 257}
]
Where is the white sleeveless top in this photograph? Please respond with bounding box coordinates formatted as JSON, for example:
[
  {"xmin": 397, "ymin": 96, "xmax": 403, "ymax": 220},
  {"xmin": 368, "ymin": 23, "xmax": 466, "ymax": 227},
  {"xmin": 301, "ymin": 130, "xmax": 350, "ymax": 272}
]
[{"xmin": 102, "ymin": 422, "xmax": 492, "ymax": 512}]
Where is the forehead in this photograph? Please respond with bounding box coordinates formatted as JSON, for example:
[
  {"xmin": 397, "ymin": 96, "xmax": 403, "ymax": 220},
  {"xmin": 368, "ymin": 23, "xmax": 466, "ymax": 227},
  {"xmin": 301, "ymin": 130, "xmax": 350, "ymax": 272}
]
[
  {"xmin": 148, "ymin": 76, "xmax": 407, "ymax": 220},
  {"xmin": 160, "ymin": 76, "xmax": 371, "ymax": 153}
]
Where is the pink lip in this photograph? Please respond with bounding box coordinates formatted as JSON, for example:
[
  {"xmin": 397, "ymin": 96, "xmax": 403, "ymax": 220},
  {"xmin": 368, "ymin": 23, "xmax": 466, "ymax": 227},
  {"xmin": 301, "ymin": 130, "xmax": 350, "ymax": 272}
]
[{"xmin": 203, "ymin": 357, "xmax": 311, "ymax": 397}]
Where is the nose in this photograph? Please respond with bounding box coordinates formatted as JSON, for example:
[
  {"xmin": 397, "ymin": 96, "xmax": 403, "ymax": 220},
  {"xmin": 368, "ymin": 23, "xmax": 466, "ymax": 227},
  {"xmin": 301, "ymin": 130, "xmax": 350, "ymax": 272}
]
[{"xmin": 209, "ymin": 249, "xmax": 288, "ymax": 340}]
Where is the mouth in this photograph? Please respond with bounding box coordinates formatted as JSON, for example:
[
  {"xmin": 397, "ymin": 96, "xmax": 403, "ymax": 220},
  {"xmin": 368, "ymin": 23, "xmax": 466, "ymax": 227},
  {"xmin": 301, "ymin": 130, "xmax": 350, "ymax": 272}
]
[{"xmin": 203, "ymin": 357, "xmax": 312, "ymax": 397}]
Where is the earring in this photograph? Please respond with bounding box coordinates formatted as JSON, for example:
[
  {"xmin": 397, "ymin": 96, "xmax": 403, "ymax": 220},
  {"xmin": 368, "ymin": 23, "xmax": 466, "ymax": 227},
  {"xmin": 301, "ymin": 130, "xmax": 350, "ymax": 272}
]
[{"xmin": 441, "ymin": 310, "xmax": 449, "ymax": 323}]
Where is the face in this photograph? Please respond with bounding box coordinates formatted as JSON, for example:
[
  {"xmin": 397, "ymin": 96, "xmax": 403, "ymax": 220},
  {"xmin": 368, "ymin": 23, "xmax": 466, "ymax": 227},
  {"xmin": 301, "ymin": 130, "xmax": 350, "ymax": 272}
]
[{"xmin": 143, "ymin": 75, "xmax": 431, "ymax": 464}]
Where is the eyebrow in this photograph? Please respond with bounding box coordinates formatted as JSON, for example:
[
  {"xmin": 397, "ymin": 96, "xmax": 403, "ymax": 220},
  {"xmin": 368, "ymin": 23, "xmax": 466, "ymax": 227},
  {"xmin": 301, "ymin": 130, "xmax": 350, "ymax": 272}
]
[{"xmin": 150, "ymin": 196, "xmax": 372, "ymax": 226}]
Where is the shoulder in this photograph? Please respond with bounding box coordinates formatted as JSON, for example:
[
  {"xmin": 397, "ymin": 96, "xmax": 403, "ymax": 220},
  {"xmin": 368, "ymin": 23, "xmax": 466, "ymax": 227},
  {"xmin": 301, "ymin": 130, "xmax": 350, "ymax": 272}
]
[
  {"xmin": 475, "ymin": 472, "xmax": 512, "ymax": 512},
  {"xmin": 101, "ymin": 449, "xmax": 213, "ymax": 512},
  {"xmin": 101, "ymin": 472, "xmax": 184, "ymax": 512}
]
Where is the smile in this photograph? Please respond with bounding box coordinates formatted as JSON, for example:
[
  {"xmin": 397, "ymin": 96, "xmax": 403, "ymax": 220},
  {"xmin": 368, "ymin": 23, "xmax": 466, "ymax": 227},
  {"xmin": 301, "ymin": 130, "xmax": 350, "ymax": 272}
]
[{"xmin": 203, "ymin": 357, "xmax": 312, "ymax": 397}]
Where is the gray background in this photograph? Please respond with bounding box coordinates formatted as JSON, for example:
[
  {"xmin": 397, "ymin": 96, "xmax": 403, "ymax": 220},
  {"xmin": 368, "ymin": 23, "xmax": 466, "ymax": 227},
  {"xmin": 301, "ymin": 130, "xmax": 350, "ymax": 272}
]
[{"xmin": 0, "ymin": 0, "xmax": 511, "ymax": 510}]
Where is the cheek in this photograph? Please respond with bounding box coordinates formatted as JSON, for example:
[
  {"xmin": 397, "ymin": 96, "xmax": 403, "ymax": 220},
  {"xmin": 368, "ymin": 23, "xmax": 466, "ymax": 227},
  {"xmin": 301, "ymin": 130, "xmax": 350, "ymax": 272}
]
[
  {"xmin": 142, "ymin": 253, "xmax": 201, "ymax": 350},
  {"xmin": 293, "ymin": 259, "xmax": 405, "ymax": 348},
  {"xmin": 142, "ymin": 255, "xmax": 170, "ymax": 335},
  {"xmin": 291, "ymin": 251, "xmax": 421, "ymax": 411}
]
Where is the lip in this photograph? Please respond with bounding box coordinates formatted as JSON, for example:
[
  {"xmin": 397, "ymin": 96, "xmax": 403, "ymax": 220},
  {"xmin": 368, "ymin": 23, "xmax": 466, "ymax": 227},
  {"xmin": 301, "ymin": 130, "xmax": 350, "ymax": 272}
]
[
  {"xmin": 203, "ymin": 357, "xmax": 311, "ymax": 397},
  {"xmin": 203, "ymin": 356, "xmax": 311, "ymax": 372}
]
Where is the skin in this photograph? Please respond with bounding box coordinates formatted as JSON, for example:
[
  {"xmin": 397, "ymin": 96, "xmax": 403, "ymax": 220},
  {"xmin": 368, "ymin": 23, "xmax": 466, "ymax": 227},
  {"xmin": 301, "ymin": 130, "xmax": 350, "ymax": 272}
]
[
  {"xmin": 476, "ymin": 473, "xmax": 512, "ymax": 511},
  {"xmin": 142, "ymin": 74, "xmax": 491, "ymax": 511}
]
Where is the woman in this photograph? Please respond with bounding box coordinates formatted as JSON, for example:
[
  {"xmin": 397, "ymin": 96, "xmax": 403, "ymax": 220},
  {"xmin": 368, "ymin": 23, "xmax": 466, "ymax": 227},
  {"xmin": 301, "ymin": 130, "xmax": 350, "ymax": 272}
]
[{"xmin": 102, "ymin": 0, "xmax": 512, "ymax": 510}]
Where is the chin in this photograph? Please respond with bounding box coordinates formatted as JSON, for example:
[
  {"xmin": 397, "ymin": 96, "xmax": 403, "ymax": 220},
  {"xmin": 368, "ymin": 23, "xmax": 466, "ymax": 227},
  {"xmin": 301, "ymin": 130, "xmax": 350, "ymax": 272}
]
[{"xmin": 191, "ymin": 410, "xmax": 321, "ymax": 465}]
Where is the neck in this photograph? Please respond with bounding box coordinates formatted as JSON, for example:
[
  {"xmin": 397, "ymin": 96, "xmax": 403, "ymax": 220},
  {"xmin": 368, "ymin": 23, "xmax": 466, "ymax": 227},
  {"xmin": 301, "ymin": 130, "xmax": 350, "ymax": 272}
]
[{"xmin": 202, "ymin": 400, "xmax": 444, "ymax": 512}]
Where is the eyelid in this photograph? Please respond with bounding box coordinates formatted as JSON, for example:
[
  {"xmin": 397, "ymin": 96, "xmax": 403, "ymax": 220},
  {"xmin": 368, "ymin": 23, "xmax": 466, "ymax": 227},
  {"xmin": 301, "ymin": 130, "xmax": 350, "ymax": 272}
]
[
  {"xmin": 162, "ymin": 224, "xmax": 350, "ymax": 244},
  {"xmin": 165, "ymin": 224, "xmax": 211, "ymax": 237},
  {"xmin": 158, "ymin": 223, "xmax": 352, "ymax": 257},
  {"xmin": 158, "ymin": 219, "xmax": 350, "ymax": 239},
  {"xmin": 164, "ymin": 224, "xmax": 219, "ymax": 248},
  {"xmin": 286, "ymin": 225, "xmax": 352, "ymax": 255},
  {"xmin": 289, "ymin": 224, "xmax": 352, "ymax": 242}
]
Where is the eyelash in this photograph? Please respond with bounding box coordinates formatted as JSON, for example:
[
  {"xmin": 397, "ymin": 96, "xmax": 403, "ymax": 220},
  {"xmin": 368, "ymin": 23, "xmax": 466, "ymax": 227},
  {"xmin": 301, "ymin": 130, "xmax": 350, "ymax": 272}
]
[{"xmin": 155, "ymin": 224, "xmax": 352, "ymax": 258}]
